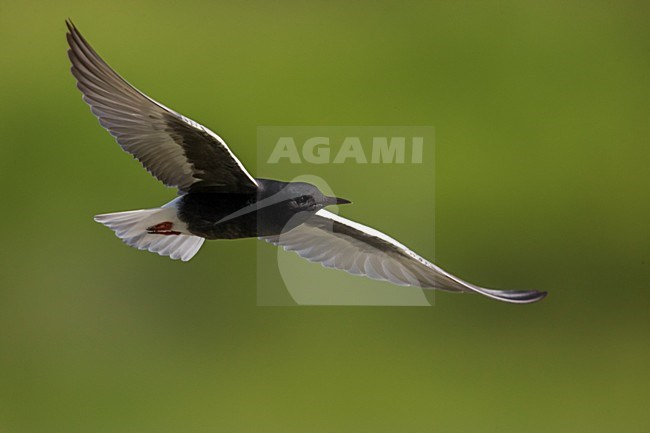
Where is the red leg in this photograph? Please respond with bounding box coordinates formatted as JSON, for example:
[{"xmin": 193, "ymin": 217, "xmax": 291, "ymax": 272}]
[{"xmin": 146, "ymin": 221, "xmax": 181, "ymax": 235}]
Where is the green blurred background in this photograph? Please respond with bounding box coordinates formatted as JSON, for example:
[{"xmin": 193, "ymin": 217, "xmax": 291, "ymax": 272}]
[{"xmin": 0, "ymin": 1, "xmax": 648, "ymax": 432}]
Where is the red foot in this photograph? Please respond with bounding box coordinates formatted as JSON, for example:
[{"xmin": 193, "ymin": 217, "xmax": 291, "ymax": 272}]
[{"xmin": 147, "ymin": 221, "xmax": 181, "ymax": 235}]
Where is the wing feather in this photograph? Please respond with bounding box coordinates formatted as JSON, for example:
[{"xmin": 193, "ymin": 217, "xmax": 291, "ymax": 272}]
[
  {"xmin": 66, "ymin": 20, "xmax": 257, "ymax": 193},
  {"xmin": 263, "ymin": 210, "xmax": 547, "ymax": 303}
]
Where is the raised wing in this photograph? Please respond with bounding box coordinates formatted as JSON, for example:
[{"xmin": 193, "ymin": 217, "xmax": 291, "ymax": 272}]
[
  {"xmin": 263, "ymin": 210, "xmax": 547, "ymax": 303},
  {"xmin": 66, "ymin": 20, "xmax": 258, "ymax": 193}
]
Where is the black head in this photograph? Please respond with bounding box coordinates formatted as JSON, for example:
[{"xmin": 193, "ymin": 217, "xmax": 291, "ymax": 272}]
[
  {"xmin": 247, "ymin": 179, "xmax": 352, "ymax": 235},
  {"xmin": 281, "ymin": 182, "xmax": 351, "ymax": 212},
  {"xmin": 256, "ymin": 179, "xmax": 351, "ymax": 217}
]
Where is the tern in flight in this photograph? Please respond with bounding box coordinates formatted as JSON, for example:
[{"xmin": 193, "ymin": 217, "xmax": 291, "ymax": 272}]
[{"xmin": 66, "ymin": 21, "xmax": 546, "ymax": 303}]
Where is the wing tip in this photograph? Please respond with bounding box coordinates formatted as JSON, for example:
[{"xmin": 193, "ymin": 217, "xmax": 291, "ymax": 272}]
[
  {"xmin": 484, "ymin": 289, "xmax": 548, "ymax": 304},
  {"xmin": 65, "ymin": 19, "xmax": 77, "ymax": 37}
]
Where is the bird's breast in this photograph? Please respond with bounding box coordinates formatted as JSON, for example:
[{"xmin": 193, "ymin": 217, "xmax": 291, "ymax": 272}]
[{"xmin": 177, "ymin": 192, "xmax": 309, "ymax": 239}]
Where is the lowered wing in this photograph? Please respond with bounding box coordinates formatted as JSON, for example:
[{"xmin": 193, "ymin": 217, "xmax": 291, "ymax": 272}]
[{"xmin": 263, "ymin": 209, "xmax": 547, "ymax": 303}]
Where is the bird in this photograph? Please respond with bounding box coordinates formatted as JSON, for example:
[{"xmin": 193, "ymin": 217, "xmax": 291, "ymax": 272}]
[{"xmin": 66, "ymin": 20, "xmax": 547, "ymax": 304}]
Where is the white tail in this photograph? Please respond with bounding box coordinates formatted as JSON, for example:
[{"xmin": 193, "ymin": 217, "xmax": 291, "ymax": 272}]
[{"xmin": 94, "ymin": 200, "xmax": 205, "ymax": 261}]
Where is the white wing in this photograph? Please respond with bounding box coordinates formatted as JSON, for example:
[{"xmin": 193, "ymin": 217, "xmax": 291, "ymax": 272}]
[
  {"xmin": 263, "ymin": 210, "xmax": 547, "ymax": 303},
  {"xmin": 66, "ymin": 21, "xmax": 258, "ymax": 193}
]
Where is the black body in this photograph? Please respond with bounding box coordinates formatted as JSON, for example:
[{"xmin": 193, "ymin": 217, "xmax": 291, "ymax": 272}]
[{"xmin": 178, "ymin": 179, "xmax": 328, "ymax": 239}]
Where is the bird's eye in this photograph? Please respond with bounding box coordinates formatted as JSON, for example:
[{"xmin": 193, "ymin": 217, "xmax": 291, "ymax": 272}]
[{"xmin": 295, "ymin": 195, "xmax": 310, "ymax": 205}]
